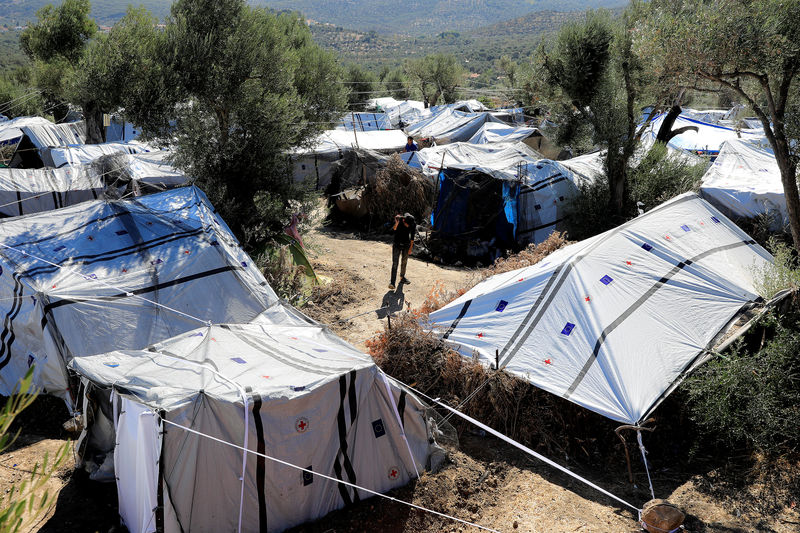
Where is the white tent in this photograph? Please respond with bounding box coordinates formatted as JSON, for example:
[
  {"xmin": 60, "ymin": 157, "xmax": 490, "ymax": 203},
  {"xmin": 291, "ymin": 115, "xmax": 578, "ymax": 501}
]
[
  {"xmin": 368, "ymin": 98, "xmax": 428, "ymax": 128},
  {"xmin": 336, "ymin": 112, "xmax": 392, "ymax": 131},
  {"xmin": 700, "ymin": 139, "xmax": 787, "ymax": 226},
  {"xmin": 47, "ymin": 141, "xmax": 155, "ymax": 168},
  {"xmin": 641, "ymin": 112, "xmax": 765, "ymax": 157},
  {"xmin": 291, "ymin": 129, "xmax": 407, "ymax": 190},
  {"xmin": 70, "ymin": 322, "xmax": 438, "ymax": 533},
  {"xmin": 429, "ymin": 99, "xmax": 488, "ymax": 114},
  {"xmin": 0, "ymin": 186, "xmax": 302, "ymax": 400},
  {"xmin": 428, "ymin": 193, "xmax": 772, "ymax": 424},
  {"xmin": 559, "ymin": 150, "xmax": 606, "ymax": 183},
  {"xmin": 404, "ymin": 108, "xmax": 504, "ymax": 144},
  {"xmin": 0, "ymin": 166, "xmax": 103, "ymax": 217},
  {"xmin": 404, "ymin": 141, "xmax": 543, "ymax": 177},
  {"xmin": 0, "ymin": 116, "xmax": 52, "ymax": 146},
  {"xmin": 467, "ymin": 122, "xmax": 537, "ymax": 145}
]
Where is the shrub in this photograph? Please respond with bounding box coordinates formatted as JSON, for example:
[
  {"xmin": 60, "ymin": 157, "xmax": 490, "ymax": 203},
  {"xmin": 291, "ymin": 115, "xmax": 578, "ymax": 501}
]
[
  {"xmin": 628, "ymin": 142, "xmax": 706, "ymax": 212},
  {"xmin": 753, "ymin": 237, "xmax": 800, "ymax": 299},
  {"xmin": 684, "ymin": 311, "xmax": 800, "ymax": 453}
]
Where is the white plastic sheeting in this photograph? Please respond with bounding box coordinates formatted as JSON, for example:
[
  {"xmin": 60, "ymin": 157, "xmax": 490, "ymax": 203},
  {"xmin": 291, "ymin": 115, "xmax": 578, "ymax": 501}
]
[
  {"xmin": 0, "ymin": 186, "xmax": 303, "ymax": 397},
  {"xmin": 428, "ymin": 193, "xmax": 772, "ymax": 424},
  {"xmin": 336, "ymin": 113, "xmax": 392, "ymax": 131},
  {"xmin": 0, "ymin": 117, "xmax": 52, "ymax": 146},
  {"xmin": 48, "ymin": 141, "xmax": 155, "ymax": 167},
  {"xmin": 467, "ymin": 122, "xmax": 536, "ymax": 144},
  {"xmin": 405, "ymin": 142, "xmax": 542, "ymax": 177},
  {"xmin": 368, "ymin": 98, "xmax": 428, "ymax": 128},
  {"xmin": 114, "ymin": 396, "xmax": 161, "ymax": 533},
  {"xmin": 404, "ymin": 108, "xmax": 504, "ymax": 144},
  {"xmin": 72, "ymin": 322, "xmax": 436, "ymax": 533},
  {"xmin": 700, "ymin": 139, "xmax": 787, "ymax": 226},
  {"xmin": 0, "ymin": 166, "xmax": 103, "ymax": 216},
  {"xmin": 641, "ymin": 113, "xmax": 765, "ymax": 157},
  {"xmin": 22, "ymin": 121, "xmax": 86, "ymax": 149},
  {"xmin": 559, "ymin": 150, "xmax": 606, "ymax": 183}
]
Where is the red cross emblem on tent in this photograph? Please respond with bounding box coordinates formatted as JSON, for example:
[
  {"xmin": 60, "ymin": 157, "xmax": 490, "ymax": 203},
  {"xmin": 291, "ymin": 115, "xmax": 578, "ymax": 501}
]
[
  {"xmin": 388, "ymin": 466, "xmax": 399, "ymax": 480},
  {"xmin": 295, "ymin": 417, "xmax": 309, "ymax": 433},
  {"xmin": 477, "ymin": 333, "xmax": 484, "ymax": 338},
  {"xmin": 584, "ymin": 296, "xmax": 590, "ymax": 303},
  {"xmin": 544, "ymin": 359, "xmax": 552, "ymax": 365}
]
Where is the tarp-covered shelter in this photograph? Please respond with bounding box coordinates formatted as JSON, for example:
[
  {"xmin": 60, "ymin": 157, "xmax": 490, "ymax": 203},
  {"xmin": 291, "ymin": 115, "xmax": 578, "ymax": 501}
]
[
  {"xmin": 0, "ymin": 186, "xmax": 302, "ymax": 401},
  {"xmin": 0, "ymin": 116, "xmax": 53, "ymax": 147},
  {"xmin": 700, "ymin": 139, "xmax": 787, "ymax": 227},
  {"xmin": 9, "ymin": 122, "xmax": 88, "ymax": 168},
  {"xmin": 47, "ymin": 141, "xmax": 155, "ymax": 168},
  {"xmin": 0, "ymin": 166, "xmax": 103, "ymax": 217},
  {"xmin": 291, "ymin": 130, "xmax": 407, "ymax": 190},
  {"xmin": 467, "ymin": 122, "xmax": 537, "ymax": 145},
  {"xmin": 642, "ymin": 113, "xmax": 765, "ymax": 158},
  {"xmin": 368, "ymin": 98, "xmax": 428, "ymax": 128},
  {"xmin": 336, "ymin": 113, "xmax": 392, "ymax": 132},
  {"xmin": 404, "ymin": 108, "xmax": 504, "ymax": 144},
  {"xmin": 425, "ymin": 143, "xmax": 593, "ymax": 259},
  {"xmin": 559, "ymin": 150, "xmax": 606, "ymax": 183},
  {"xmin": 70, "ymin": 322, "xmax": 439, "ymax": 533},
  {"xmin": 428, "ymin": 193, "xmax": 772, "ymax": 424}
]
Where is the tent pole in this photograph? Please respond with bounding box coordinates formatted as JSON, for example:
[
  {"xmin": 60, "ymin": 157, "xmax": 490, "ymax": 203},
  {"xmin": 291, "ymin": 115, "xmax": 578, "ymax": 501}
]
[{"xmin": 614, "ymin": 420, "xmax": 656, "ymax": 487}]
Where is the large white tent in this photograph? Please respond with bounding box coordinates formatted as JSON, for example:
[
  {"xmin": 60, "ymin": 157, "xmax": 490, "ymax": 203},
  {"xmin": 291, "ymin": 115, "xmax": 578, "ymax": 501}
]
[
  {"xmin": 404, "ymin": 108, "xmax": 504, "ymax": 144},
  {"xmin": 467, "ymin": 122, "xmax": 537, "ymax": 145},
  {"xmin": 336, "ymin": 112, "xmax": 392, "ymax": 132},
  {"xmin": 641, "ymin": 112, "xmax": 765, "ymax": 158},
  {"xmin": 0, "ymin": 186, "xmax": 302, "ymax": 401},
  {"xmin": 70, "ymin": 322, "xmax": 438, "ymax": 533},
  {"xmin": 0, "ymin": 116, "xmax": 52, "ymax": 146},
  {"xmin": 47, "ymin": 141, "xmax": 156, "ymax": 168},
  {"xmin": 428, "ymin": 193, "xmax": 772, "ymax": 424},
  {"xmin": 700, "ymin": 139, "xmax": 787, "ymax": 226},
  {"xmin": 368, "ymin": 97, "xmax": 428, "ymax": 128}
]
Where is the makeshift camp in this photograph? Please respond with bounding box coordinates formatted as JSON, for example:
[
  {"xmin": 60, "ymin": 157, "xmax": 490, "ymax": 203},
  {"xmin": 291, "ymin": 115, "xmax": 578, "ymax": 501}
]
[
  {"xmin": 0, "ymin": 166, "xmax": 103, "ymax": 217},
  {"xmin": 404, "ymin": 108, "xmax": 504, "ymax": 144},
  {"xmin": 428, "ymin": 193, "xmax": 773, "ymax": 425},
  {"xmin": 467, "ymin": 122, "xmax": 537, "ymax": 145},
  {"xmin": 0, "ymin": 186, "xmax": 302, "ymax": 401},
  {"xmin": 47, "ymin": 140, "xmax": 154, "ymax": 167},
  {"xmin": 336, "ymin": 112, "xmax": 392, "ymax": 131},
  {"xmin": 291, "ymin": 130, "xmax": 407, "ymax": 190},
  {"xmin": 89, "ymin": 151, "xmax": 190, "ymax": 195},
  {"xmin": 700, "ymin": 139, "xmax": 786, "ymax": 227},
  {"xmin": 642, "ymin": 112, "xmax": 765, "ymax": 158},
  {"xmin": 404, "ymin": 141, "xmax": 543, "ymax": 176},
  {"xmin": 9, "ymin": 121, "xmax": 87, "ymax": 168},
  {"xmin": 426, "ymin": 144, "xmax": 593, "ymax": 260},
  {"xmin": 70, "ymin": 321, "xmax": 439, "ymax": 533}
]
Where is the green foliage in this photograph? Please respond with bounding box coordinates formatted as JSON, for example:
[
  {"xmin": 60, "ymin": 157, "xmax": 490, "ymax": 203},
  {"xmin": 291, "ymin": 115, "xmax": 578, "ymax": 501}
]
[
  {"xmin": 0, "ymin": 73, "xmax": 43, "ymax": 118},
  {"xmin": 628, "ymin": 143, "xmax": 706, "ymax": 211},
  {"xmin": 753, "ymin": 238, "xmax": 800, "ymax": 299},
  {"xmin": 0, "ymin": 369, "xmax": 70, "ymax": 533},
  {"xmin": 404, "ymin": 53, "xmax": 463, "ymax": 106},
  {"xmin": 345, "ymin": 63, "xmax": 377, "ymax": 111},
  {"xmin": 132, "ymin": 0, "xmax": 347, "ymax": 248},
  {"xmin": 685, "ymin": 311, "xmax": 800, "ymax": 453},
  {"xmin": 381, "ymin": 67, "xmax": 409, "ymax": 99},
  {"xmin": 19, "ymin": 0, "xmax": 95, "ymax": 63}
]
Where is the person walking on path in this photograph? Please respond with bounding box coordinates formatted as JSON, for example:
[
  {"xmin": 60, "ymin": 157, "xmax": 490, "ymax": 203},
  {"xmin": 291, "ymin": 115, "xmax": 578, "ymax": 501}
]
[{"xmin": 389, "ymin": 213, "xmax": 415, "ymax": 290}]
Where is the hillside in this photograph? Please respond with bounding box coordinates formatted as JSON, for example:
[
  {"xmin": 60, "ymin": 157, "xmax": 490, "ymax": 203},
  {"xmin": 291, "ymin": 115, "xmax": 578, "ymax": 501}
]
[
  {"xmin": 310, "ymin": 10, "xmax": 581, "ymax": 73},
  {"xmin": 263, "ymin": 0, "xmax": 626, "ymax": 35},
  {"xmin": 1, "ymin": 1, "xmax": 626, "ymax": 34}
]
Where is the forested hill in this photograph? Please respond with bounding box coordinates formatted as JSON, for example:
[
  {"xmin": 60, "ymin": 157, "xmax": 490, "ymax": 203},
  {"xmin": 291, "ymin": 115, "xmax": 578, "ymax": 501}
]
[
  {"xmin": 261, "ymin": 0, "xmax": 627, "ymax": 35},
  {"xmin": 0, "ymin": 1, "xmax": 173, "ymax": 27}
]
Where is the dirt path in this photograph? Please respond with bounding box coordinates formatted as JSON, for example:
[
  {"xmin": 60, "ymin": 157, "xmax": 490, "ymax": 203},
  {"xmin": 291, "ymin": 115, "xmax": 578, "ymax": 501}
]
[{"xmin": 304, "ymin": 224, "xmax": 475, "ymax": 351}]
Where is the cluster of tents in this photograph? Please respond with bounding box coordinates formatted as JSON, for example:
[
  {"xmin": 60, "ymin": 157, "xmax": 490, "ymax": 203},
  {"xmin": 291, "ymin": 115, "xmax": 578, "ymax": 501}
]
[
  {"xmin": 0, "ymin": 102, "xmax": 790, "ymax": 532},
  {"xmin": 0, "ymin": 116, "xmax": 440, "ymax": 532}
]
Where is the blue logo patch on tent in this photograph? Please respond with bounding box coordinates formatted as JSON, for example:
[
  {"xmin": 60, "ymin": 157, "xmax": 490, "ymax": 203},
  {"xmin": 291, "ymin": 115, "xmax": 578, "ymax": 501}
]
[
  {"xmin": 711, "ymin": 216, "xmax": 721, "ymax": 224},
  {"xmin": 53, "ymin": 245, "xmax": 66, "ymax": 252},
  {"xmin": 150, "ymin": 258, "xmax": 163, "ymax": 265},
  {"xmin": 241, "ymin": 262, "xmax": 247, "ymax": 267},
  {"xmin": 115, "ymin": 230, "xmax": 128, "ymax": 236},
  {"xmin": 231, "ymin": 357, "xmax": 246, "ymax": 364},
  {"xmin": 561, "ymin": 322, "xmax": 575, "ymax": 336},
  {"xmin": 600, "ymin": 275, "xmax": 613, "ymax": 285},
  {"xmin": 534, "ymin": 204, "xmax": 542, "ymax": 210},
  {"xmin": 103, "ymin": 361, "xmax": 119, "ymax": 368},
  {"xmin": 496, "ymin": 300, "xmax": 508, "ymax": 312},
  {"xmin": 372, "ymin": 418, "xmax": 386, "ymax": 438},
  {"xmin": 642, "ymin": 242, "xmax": 653, "ymax": 252},
  {"xmin": 302, "ymin": 466, "xmax": 313, "ymax": 486},
  {"xmin": 291, "ymin": 385, "xmax": 306, "ymax": 392},
  {"xmin": 681, "ymin": 225, "xmax": 691, "ymax": 232}
]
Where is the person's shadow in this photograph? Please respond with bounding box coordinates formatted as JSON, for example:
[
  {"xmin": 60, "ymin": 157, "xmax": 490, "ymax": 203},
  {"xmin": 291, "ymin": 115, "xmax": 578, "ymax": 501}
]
[{"xmin": 376, "ymin": 283, "xmax": 405, "ymax": 319}]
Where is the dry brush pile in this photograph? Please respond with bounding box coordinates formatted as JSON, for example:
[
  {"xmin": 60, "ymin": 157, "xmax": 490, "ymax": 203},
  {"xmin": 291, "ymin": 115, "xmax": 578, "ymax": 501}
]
[{"xmin": 362, "ymin": 153, "xmax": 435, "ymax": 224}]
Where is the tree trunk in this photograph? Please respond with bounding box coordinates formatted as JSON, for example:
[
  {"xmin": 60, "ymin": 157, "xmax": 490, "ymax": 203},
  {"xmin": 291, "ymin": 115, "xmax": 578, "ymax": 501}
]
[
  {"xmin": 774, "ymin": 139, "xmax": 800, "ymax": 251},
  {"xmin": 83, "ymin": 101, "xmax": 105, "ymax": 144},
  {"xmin": 606, "ymin": 152, "xmax": 627, "ymax": 215},
  {"xmin": 655, "ymin": 104, "xmax": 698, "ymax": 143}
]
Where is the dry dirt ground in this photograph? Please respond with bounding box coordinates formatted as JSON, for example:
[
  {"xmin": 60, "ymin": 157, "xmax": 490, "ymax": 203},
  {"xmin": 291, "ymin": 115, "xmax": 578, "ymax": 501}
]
[{"xmin": 1, "ymin": 222, "xmax": 798, "ymax": 533}]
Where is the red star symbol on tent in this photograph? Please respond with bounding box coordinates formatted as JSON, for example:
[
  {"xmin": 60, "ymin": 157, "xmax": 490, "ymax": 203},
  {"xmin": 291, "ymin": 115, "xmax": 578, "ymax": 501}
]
[
  {"xmin": 625, "ymin": 260, "xmax": 632, "ymax": 266},
  {"xmin": 262, "ymin": 375, "xmax": 270, "ymax": 379},
  {"xmin": 544, "ymin": 359, "xmax": 552, "ymax": 365},
  {"xmin": 51, "ymin": 284, "xmax": 56, "ymax": 289},
  {"xmin": 388, "ymin": 467, "xmax": 399, "ymax": 480},
  {"xmin": 184, "ymin": 250, "xmax": 191, "ymax": 254},
  {"xmin": 518, "ymin": 278, "xmax": 524, "ymax": 282},
  {"xmin": 477, "ymin": 333, "xmax": 484, "ymax": 338},
  {"xmin": 665, "ymin": 235, "xmax": 671, "ymax": 240},
  {"xmin": 584, "ymin": 296, "xmax": 590, "ymax": 303}
]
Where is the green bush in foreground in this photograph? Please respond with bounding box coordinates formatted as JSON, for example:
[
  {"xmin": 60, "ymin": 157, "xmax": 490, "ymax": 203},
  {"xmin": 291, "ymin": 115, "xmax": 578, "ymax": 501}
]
[{"xmin": 684, "ymin": 312, "xmax": 800, "ymax": 454}]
